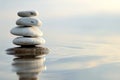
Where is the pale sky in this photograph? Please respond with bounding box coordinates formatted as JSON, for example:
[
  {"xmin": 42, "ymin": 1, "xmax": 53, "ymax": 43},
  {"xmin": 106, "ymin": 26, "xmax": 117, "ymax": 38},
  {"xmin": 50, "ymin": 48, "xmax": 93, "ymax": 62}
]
[
  {"xmin": 0, "ymin": 0, "xmax": 120, "ymax": 18},
  {"xmin": 0, "ymin": 0, "xmax": 120, "ymax": 44}
]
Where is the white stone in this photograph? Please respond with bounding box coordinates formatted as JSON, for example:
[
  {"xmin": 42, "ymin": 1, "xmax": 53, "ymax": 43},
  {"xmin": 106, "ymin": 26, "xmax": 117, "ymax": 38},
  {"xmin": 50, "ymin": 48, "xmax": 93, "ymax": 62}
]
[
  {"xmin": 13, "ymin": 37, "xmax": 45, "ymax": 45},
  {"xmin": 16, "ymin": 17, "xmax": 42, "ymax": 26},
  {"xmin": 18, "ymin": 11, "xmax": 39, "ymax": 17},
  {"xmin": 10, "ymin": 26, "xmax": 43, "ymax": 37}
]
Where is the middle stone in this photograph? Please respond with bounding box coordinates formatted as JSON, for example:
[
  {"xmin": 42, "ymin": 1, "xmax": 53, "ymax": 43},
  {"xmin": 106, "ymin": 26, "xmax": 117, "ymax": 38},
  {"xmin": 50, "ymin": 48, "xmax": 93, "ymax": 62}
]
[
  {"xmin": 10, "ymin": 26, "xmax": 43, "ymax": 37},
  {"xmin": 16, "ymin": 17, "xmax": 42, "ymax": 26}
]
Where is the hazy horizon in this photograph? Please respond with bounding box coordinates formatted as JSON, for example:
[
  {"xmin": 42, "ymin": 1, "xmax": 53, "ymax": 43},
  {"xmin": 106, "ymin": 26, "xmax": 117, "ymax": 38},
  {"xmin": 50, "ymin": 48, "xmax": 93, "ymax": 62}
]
[{"xmin": 0, "ymin": 0, "xmax": 120, "ymax": 80}]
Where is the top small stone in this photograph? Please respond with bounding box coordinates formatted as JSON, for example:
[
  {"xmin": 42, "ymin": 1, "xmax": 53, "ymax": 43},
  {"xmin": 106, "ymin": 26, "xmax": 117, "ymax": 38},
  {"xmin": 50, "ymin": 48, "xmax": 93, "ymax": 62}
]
[{"xmin": 18, "ymin": 11, "xmax": 39, "ymax": 17}]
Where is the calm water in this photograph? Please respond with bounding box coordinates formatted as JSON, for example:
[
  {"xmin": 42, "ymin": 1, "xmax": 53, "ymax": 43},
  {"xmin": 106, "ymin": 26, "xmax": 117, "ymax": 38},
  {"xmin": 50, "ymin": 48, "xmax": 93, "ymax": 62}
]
[
  {"xmin": 0, "ymin": 2, "xmax": 120, "ymax": 79},
  {"xmin": 1, "ymin": 20, "xmax": 120, "ymax": 80},
  {"xmin": 1, "ymin": 42, "xmax": 120, "ymax": 80}
]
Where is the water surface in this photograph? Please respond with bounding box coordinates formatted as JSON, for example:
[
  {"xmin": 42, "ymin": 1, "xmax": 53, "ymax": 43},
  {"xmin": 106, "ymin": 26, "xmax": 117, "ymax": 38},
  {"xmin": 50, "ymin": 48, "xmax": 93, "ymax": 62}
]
[{"xmin": 0, "ymin": 0, "xmax": 120, "ymax": 80}]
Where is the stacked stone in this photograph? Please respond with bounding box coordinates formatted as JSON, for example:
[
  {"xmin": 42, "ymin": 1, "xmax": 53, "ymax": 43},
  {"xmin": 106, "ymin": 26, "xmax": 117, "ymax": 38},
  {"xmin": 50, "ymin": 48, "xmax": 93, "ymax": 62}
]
[
  {"xmin": 6, "ymin": 11, "xmax": 49, "ymax": 80},
  {"xmin": 7, "ymin": 47, "xmax": 49, "ymax": 57},
  {"xmin": 11, "ymin": 11, "xmax": 45, "ymax": 47}
]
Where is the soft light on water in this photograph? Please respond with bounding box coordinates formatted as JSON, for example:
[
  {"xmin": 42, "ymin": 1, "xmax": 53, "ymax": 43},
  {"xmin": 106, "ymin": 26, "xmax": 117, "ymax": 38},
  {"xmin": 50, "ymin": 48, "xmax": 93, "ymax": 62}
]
[{"xmin": 0, "ymin": 0, "xmax": 120, "ymax": 80}]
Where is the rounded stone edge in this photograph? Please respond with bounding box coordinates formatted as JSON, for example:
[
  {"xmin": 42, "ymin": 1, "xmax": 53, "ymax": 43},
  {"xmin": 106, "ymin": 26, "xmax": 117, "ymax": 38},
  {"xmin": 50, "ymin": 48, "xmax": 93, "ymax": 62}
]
[
  {"xmin": 13, "ymin": 37, "xmax": 45, "ymax": 46},
  {"xmin": 6, "ymin": 47, "xmax": 49, "ymax": 57},
  {"xmin": 10, "ymin": 26, "xmax": 43, "ymax": 37},
  {"xmin": 17, "ymin": 10, "xmax": 39, "ymax": 17},
  {"xmin": 16, "ymin": 17, "xmax": 42, "ymax": 26}
]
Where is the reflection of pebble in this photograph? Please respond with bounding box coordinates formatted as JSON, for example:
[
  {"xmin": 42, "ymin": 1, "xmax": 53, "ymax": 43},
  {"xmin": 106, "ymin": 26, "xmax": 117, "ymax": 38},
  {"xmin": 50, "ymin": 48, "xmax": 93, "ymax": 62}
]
[
  {"xmin": 12, "ymin": 57, "xmax": 46, "ymax": 72},
  {"xmin": 10, "ymin": 10, "xmax": 46, "ymax": 47},
  {"xmin": 19, "ymin": 77, "xmax": 38, "ymax": 80},
  {"xmin": 12, "ymin": 57, "xmax": 46, "ymax": 80},
  {"xmin": 18, "ymin": 11, "xmax": 39, "ymax": 17},
  {"xmin": 8, "ymin": 11, "xmax": 49, "ymax": 80},
  {"xmin": 6, "ymin": 47, "xmax": 49, "ymax": 57}
]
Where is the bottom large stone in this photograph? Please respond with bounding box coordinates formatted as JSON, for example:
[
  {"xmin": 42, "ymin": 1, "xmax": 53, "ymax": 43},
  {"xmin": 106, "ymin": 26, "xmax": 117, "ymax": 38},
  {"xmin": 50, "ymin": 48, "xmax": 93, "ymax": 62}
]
[{"xmin": 6, "ymin": 47, "xmax": 49, "ymax": 57}]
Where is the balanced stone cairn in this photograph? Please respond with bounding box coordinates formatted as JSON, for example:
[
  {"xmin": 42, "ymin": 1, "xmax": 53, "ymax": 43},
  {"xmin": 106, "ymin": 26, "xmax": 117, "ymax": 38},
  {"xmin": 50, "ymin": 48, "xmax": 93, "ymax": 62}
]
[
  {"xmin": 6, "ymin": 11, "xmax": 49, "ymax": 80},
  {"xmin": 7, "ymin": 11, "xmax": 49, "ymax": 57},
  {"xmin": 11, "ymin": 11, "xmax": 45, "ymax": 47}
]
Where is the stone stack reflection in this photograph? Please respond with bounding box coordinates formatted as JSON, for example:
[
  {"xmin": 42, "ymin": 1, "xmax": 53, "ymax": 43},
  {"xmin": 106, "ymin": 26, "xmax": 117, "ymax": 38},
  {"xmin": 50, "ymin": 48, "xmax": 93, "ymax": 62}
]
[
  {"xmin": 12, "ymin": 57, "xmax": 46, "ymax": 80},
  {"xmin": 6, "ymin": 10, "xmax": 49, "ymax": 80},
  {"xmin": 6, "ymin": 46, "xmax": 49, "ymax": 80}
]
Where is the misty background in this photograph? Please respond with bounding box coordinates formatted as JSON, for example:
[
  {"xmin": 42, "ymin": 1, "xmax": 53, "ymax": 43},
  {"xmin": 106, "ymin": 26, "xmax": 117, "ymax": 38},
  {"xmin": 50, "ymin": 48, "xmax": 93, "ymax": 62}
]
[{"xmin": 0, "ymin": 0, "xmax": 120, "ymax": 80}]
